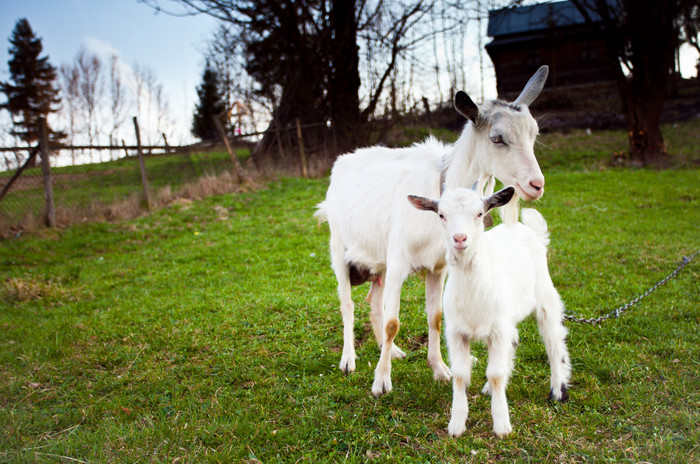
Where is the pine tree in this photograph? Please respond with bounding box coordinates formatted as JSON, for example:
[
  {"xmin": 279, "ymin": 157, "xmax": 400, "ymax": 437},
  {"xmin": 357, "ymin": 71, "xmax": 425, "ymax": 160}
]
[
  {"xmin": 191, "ymin": 62, "xmax": 226, "ymax": 142},
  {"xmin": 0, "ymin": 18, "xmax": 61, "ymax": 144}
]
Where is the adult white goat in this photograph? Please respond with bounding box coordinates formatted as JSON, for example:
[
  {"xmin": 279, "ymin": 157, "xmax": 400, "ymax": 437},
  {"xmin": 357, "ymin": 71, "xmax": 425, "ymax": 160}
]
[
  {"xmin": 315, "ymin": 66, "xmax": 549, "ymax": 397},
  {"xmin": 408, "ymin": 184, "xmax": 570, "ymax": 437}
]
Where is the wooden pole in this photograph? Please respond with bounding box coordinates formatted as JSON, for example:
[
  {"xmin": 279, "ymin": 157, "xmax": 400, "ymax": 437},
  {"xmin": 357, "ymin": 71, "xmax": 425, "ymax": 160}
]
[
  {"xmin": 38, "ymin": 118, "xmax": 56, "ymax": 227},
  {"xmin": 132, "ymin": 117, "xmax": 152, "ymax": 209},
  {"xmin": 162, "ymin": 133, "xmax": 170, "ymax": 151},
  {"xmin": 274, "ymin": 121, "xmax": 287, "ymax": 161},
  {"xmin": 422, "ymin": 96, "xmax": 434, "ymax": 128},
  {"xmin": 212, "ymin": 115, "xmax": 245, "ymax": 183},
  {"xmin": 296, "ymin": 118, "xmax": 308, "ymax": 178},
  {"xmin": 0, "ymin": 147, "xmax": 38, "ymax": 203}
]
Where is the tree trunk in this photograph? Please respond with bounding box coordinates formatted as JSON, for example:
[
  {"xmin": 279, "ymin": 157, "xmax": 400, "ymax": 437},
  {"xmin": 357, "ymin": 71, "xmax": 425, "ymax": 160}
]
[
  {"xmin": 329, "ymin": 0, "xmax": 364, "ymax": 154},
  {"xmin": 620, "ymin": 83, "xmax": 668, "ymax": 167},
  {"xmin": 251, "ymin": 0, "xmax": 364, "ymax": 168},
  {"xmin": 570, "ymin": 0, "xmax": 678, "ymax": 167},
  {"xmin": 618, "ymin": 0, "xmax": 675, "ymax": 167}
]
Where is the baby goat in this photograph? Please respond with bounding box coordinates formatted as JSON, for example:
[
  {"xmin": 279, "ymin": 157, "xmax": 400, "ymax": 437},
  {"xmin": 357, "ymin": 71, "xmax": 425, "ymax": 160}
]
[{"xmin": 408, "ymin": 184, "xmax": 570, "ymax": 437}]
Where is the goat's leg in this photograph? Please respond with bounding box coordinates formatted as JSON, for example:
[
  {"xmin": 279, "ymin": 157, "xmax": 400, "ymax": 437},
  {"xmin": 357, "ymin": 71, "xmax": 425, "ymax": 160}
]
[
  {"xmin": 535, "ymin": 289, "xmax": 571, "ymax": 402},
  {"xmin": 368, "ymin": 276, "xmax": 406, "ymax": 359},
  {"xmin": 447, "ymin": 333, "xmax": 472, "ymax": 437},
  {"xmin": 486, "ymin": 327, "xmax": 517, "ymax": 437},
  {"xmin": 367, "ymin": 275, "xmax": 406, "ymax": 359},
  {"xmin": 329, "ymin": 232, "xmax": 356, "ymax": 374},
  {"xmin": 371, "ymin": 267, "xmax": 407, "ymax": 397},
  {"xmin": 425, "ymin": 269, "xmax": 451, "ymax": 381}
]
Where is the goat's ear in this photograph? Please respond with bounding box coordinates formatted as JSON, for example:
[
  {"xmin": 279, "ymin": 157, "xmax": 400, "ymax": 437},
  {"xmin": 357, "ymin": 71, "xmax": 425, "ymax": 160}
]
[
  {"xmin": 514, "ymin": 65, "xmax": 548, "ymax": 106},
  {"xmin": 484, "ymin": 186, "xmax": 515, "ymax": 212},
  {"xmin": 408, "ymin": 195, "xmax": 439, "ymax": 214},
  {"xmin": 454, "ymin": 90, "xmax": 480, "ymax": 123}
]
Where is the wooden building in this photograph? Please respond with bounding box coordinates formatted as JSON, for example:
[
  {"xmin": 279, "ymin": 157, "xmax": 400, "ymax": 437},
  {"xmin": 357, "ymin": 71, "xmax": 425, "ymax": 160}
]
[{"xmin": 486, "ymin": 1, "xmax": 618, "ymax": 99}]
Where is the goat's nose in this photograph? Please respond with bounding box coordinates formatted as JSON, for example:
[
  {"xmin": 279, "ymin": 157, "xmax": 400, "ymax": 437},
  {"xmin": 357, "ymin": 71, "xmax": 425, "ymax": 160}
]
[
  {"xmin": 529, "ymin": 178, "xmax": 545, "ymax": 192},
  {"xmin": 453, "ymin": 234, "xmax": 467, "ymax": 244}
]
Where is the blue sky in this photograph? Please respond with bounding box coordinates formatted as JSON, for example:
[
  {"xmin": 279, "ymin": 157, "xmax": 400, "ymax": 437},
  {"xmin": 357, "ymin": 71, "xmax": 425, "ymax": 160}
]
[{"xmin": 0, "ymin": 0, "xmax": 219, "ymax": 144}]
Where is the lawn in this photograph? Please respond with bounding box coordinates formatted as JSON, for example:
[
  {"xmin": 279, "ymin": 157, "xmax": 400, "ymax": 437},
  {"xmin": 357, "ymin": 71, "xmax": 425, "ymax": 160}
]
[
  {"xmin": 0, "ymin": 149, "xmax": 245, "ymax": 233},
  {"xmin": 0, "ymin": 127, "xmax": 699, "ymax": 462}
]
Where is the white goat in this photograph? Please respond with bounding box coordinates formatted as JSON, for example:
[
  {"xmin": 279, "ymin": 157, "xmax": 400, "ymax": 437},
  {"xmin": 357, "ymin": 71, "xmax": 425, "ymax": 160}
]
[
  {"xmin": 408, "ymin": 184, "xmax": 571, "ymax": 437},
  {"xmin": 315, "ymin": 66, "xmax": 550, "ymax": 397}
]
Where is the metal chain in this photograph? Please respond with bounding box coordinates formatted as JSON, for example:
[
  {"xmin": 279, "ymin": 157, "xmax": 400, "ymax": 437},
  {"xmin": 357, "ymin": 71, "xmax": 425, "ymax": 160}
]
[{"xmin": 564, "ymin": 250, "xmax": 699, "ymax": 325}]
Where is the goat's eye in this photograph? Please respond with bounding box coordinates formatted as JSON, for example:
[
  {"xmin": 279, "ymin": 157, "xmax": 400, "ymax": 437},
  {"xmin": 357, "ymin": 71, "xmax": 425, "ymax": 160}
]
[
  {"xmin": 490, "ymin": 135, "xmax": 505, "ymax": 146},
  {"xmin": 438, "ymin": 213, "xmax": 446, "ymax": 221},
  {"xmin": 477, "ymin": 212, "xmax": 483, "ymax": 219}
]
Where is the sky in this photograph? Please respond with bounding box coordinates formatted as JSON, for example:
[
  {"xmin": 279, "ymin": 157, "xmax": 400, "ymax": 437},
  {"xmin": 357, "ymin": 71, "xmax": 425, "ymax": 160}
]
[{"xmin": 0, "ymin": 0, "xmax": 219, "ymax": 146}]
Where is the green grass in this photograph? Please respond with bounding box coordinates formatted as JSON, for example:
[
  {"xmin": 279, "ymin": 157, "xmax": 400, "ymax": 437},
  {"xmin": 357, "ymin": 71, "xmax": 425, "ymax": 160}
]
[
  {"xmin": 1, "ymin": 171, "xmax": 698, "ymax": 463},
  {"xmin": 0, "ymin": 125, "xmax": 699, "ymax": 462},
  {"xmin": 536, "ymin": 119, "xmax": 700, "ymax": 171},
  {"xmin": 0, "ymin": 149, "xmax": 246, "ymax": 229}
]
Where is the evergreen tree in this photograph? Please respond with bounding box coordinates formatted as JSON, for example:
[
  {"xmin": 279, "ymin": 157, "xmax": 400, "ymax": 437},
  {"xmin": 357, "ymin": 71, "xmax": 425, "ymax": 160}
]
[
  {"xmin": 0, "ymin": 18, "xmax": 61, "ymax": 144},
  {"xmin": 191, "ymin": 62, "xmax": 226, "ymax": 142}
]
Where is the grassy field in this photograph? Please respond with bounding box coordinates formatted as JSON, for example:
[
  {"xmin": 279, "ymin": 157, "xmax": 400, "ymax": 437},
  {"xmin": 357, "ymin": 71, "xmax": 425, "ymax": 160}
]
[
  {"xmin": 0, "ymin": 149, "xmax": 246, "ymax": 234},
  {"xmin": 1, "ymin": 124, "xmax": 699, "ymax": 462}
]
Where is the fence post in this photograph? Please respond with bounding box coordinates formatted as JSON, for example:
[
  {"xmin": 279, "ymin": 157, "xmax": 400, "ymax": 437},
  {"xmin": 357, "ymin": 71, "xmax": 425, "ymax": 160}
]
[
  {"xmin": 274, "ymin": 121, "xmax": 287, "ymax": 161},
  {"xmin": 132, "ymin": 116, "xmax": 152, "ymax": 209},
  {"xmin": 38, "ymin": 117, "xmax": 56, "ymax": 227},
  {"xmin": 212, "ymin": 115, "xmax": 245, "ymax": 184},
  {"xmin": 422, "ymin": 96, "xmax": 434, "ymax": 127},
  {"xmin": 296, "ymin": 118, "xmax": 308, "ymax": 178}
]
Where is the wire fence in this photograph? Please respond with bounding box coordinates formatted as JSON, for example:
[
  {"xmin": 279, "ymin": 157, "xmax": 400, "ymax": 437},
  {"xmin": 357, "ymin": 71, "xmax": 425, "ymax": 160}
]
[{"xmin": 0, "ymin": 117, "xmax": 332, "ymax": 238}]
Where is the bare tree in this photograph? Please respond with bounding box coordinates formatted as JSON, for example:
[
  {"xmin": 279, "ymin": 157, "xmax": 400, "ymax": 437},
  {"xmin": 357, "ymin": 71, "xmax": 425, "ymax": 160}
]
[
  {"xmin": 59, "ymin": 63, "xmax": 80, "ymax": 163},
  {"xmin": 131, "ymin": 62, "xmax": 146, "ymax": 132},
  {"xmin": 75, "ymin": 47, "xmax": 103, "ymax": 158},
  {"xmin": 153, "ymin": 81, "xmax": 172, "ymax": 144},
  {"xmin": 108, "ymin": 53, "xmax": 127, "ymax": 159},
  {"xmin": 141, "ymin": 0, "xmax": 453, "ymax": 164},
  {"xmin": 131, "ymin": 63, "xmax": 171, "ymax": 145}
]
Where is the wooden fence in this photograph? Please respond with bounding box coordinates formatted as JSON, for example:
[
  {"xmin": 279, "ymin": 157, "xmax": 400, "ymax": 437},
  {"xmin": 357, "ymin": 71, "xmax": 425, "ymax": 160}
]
[{"xmin": 0, "ymin": 116, "xmax": 327, "ymax": 236}]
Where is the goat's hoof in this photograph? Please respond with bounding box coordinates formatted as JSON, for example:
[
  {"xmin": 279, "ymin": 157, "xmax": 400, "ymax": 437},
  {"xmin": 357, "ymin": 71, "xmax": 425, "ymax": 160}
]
[
  {"xmin": 493, "ymin": 421, "xmax": 513, "ymax": 437},
  {"xmin": 371, "ymin": 375, "xmax": 392, "ymax": 397},
  {"xmin": 430, "ymin": 360, "xmax": 452, "ymax": 381},
  {"xmin": 339, "ymin": 355, "xmax": 357, "ymax": 374},
  {"xmin": 548, "ymin": 383, "xmax": 569, "ymax": 403},
  {"xmin": 447, "ymin": 420, "xmax": 466, "ymax": 437},
  {"xmin": 340, "ymin": 365, "xmax": 355, "ymax": 375}
]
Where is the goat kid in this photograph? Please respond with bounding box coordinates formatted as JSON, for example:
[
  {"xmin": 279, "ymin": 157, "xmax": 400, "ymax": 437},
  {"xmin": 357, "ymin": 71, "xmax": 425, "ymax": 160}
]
[
  {"xmin": 409, "ymin": 184, "xmax": 571, "ymax": 437},
  {"xmin": 315, "ymin": 66, "xmax": 550, "ymax": 397}
]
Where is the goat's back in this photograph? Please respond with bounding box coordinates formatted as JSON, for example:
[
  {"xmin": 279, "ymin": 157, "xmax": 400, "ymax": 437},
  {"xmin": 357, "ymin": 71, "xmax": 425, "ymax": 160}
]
[{"xmin": 317, "ymin": 138, "xmax": 449, "ymax": 272}]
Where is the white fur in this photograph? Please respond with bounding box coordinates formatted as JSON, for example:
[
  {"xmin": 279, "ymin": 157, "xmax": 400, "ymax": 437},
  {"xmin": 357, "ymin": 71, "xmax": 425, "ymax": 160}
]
[
  {"xmin": 414, "ymin": 187, "xmax": 570, "ymax": 437},
  {"xmin": 314, "ymin": 69, "xmax": 549, "ymax": 397}
]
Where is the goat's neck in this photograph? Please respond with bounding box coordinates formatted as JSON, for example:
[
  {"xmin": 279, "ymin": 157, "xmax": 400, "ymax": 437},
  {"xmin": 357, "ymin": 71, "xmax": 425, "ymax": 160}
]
[{"xmin": 443, "ymin": 124, "xmax": 484, "ymax": 190}]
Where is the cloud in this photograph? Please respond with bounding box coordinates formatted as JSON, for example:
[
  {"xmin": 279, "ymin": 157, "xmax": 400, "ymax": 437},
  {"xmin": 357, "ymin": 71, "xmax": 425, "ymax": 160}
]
[{"xmin": 81, "ymin": 36, "xmax": 134, "ymax": 79}]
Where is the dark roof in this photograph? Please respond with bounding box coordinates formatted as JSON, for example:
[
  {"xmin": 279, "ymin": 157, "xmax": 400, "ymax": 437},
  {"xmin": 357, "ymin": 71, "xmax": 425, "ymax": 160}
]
[{"xmin": 487, "ymin": 1, "xmax": 603, "ymax": 38}]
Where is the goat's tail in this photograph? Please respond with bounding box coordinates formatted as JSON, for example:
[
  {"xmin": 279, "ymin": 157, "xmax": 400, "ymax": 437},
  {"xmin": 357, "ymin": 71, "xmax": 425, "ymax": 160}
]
[
  {"xmin": 314, "ymin": 201, "xmax": 328, "ymax": 226},
  {"xmin": 521, "ymin": 208, "xmax": 549, "ymax": 247}
]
